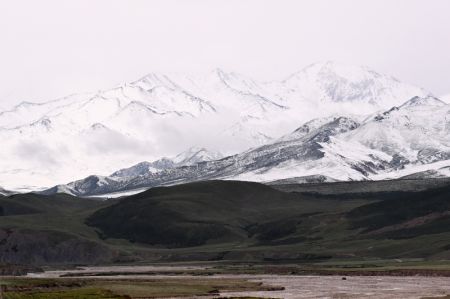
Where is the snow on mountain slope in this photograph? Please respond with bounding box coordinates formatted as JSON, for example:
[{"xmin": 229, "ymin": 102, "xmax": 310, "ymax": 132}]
[
  {"xmin": 44, "ymin": 116, "xmax": 369, "ymax": 196},
  {"xmin": 233, "ymin": 119, "xmax": 389, "ymax": 183},
  {"xmin": 0, "ymin": 93, "xmax": 93, "ymax": 129},
  {"xmin": 372, "ymin": 159, "xmax": 450, "ymax": 180},
  {"xmin": 44, "ymin": 95, "xmax": 450, "ymax": 197},
  {"xmin": 283, "ymin": 61, "xmax": 429, "ymax": 108},
  {"xmin": 172, "ymin": 147, "xmax": 223, "ymax": 166},
  {"xmin": 0, "ymin": 62, "xmax": 432, "ymax": 190},
  {"xmin": 340, "ymin": 96, "xmax": 450, "ymax": 164},
  {"xmin": 111, "ymin": 160, "xmax": 175, "ymax": 179},
  {"xmin": 109, "ymin": 147, "xmax": 222, "ymax": 179},
  {"xmin": 276, "ymin": 115, "xmax": 364, "ymax": 142}
]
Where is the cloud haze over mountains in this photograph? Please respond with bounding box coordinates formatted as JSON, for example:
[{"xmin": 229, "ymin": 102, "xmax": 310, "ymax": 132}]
[{"xmin": 0, "ymin": 61, "xmax": 443, "ymax": 192}]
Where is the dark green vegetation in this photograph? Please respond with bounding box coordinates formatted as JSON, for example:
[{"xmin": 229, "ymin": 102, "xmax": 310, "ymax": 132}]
[
  {"xmin": 272, "ymin": 177, "xmax": 450, "ymax": 194},
  {"xmin": 1, "ymin": 179, "xmax": 450, "ymax": 267},
  {"xmin": 348, "ymin": 184, "xmax": 450, "ymax": 236},
  {"xmin": 0, "ymin": 276, "xmax": 279, "ymax": 298},
  {"xmin": 0, "ymin": 193, "xmax": 119, "ymax": 265},
  {"xmin": 86, "ymin": 181, "xmax": 346, "ymax": 248}
]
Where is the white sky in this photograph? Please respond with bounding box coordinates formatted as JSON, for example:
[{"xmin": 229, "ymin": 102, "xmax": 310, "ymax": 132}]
[{"xmin": 1, "ymin": 0, "xmax": 449, "ymax": 109}]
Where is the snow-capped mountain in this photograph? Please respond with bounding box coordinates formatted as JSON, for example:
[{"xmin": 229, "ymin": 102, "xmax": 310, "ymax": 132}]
[
  {"xmin": 282, "ymin": 62, "xmax": 428, "ymax": 108},
  {"xmin": 0, "ymin": 62, "xmax": 431, "ymax": 191},
  {"xmin": 43, "ymin": 95, "xmax": 450, "ymax": 197},
  {"xmin": 234, "ymin": 95, "xmax": 450, "ymax": 183},
  {"xmin": 342, "ymin": 96, "xmax": 449, "ymax": 164},
  {"xmin": 172, "ymin": 147, "xmax": 223, "ymax": 166},
  {"xmin": 110, "ymin": 147, "xmax": 222, "ymax": 179},
  {"xmin": 110, "ymin": 160, "xmax": 175, "ymax": 179},
  {"xmin": 42, "ymin": 147, "xmax": 223, "ymax": 196}
]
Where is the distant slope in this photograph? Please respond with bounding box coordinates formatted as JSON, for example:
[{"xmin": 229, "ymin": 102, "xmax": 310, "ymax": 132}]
[
  {"xmin": 266, "ymin": 175, "xmax": 339, "ymax": 185},
  {"xmin": 0, "ymin": 187, "xmax": 13, "ymax": 196},
  {"xmin": 272, "ymin": 177, "xmax": 450, "ymax": 195},
  {"xmin": 348, "ymin": 184, "xmax": 450, "ymax": 239}
]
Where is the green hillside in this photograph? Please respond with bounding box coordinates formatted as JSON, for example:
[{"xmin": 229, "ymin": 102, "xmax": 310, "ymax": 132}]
[{"xmin": 1, "ymin": 179, "xmax": 450, "ymax": 265}]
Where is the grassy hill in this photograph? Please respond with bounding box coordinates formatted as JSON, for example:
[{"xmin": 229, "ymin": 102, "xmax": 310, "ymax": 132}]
[
  {"xmin": 0, "ymin": 193, "xmax": 120, "ymax": 265},
  {"xmin": 86, "ymin": 180, "xmax": 358, "ymax": 248},
  {"xmin": 1, "ymin": 179, "xmax": 450, "ymax": 265},
  {"xmin": 348, "ymin": 184, "xmax": 450, "ymax": 238}
]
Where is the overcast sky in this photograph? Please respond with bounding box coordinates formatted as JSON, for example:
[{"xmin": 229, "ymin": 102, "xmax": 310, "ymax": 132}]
[{"xmin": 1, "ymin": 0, "xmax": 449, "ymax": 109}]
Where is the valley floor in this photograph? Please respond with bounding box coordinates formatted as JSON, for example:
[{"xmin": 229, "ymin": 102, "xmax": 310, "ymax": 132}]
[{"xmin": 4, "ymin": 264, "xmax": 450, "ymax": 298}]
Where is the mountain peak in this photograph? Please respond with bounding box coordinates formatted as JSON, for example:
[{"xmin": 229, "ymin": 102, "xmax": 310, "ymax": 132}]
[
  {"xmin": 213, "ymin": 67, "xmax": 227, "ymax": 76},
  {"xmin": 29, "ymin": 118, "xmax": 52, "ymax": 131},
  {"xmin": 288, "ymin": 61, "xmax": 383, "ymax": 81},
  {"xmin": 172, "ymin": 147, "xmax": 223, "ymax": 166},
  {"xmin": 110, "ymin": 159, "xmax": 175, "ymax": 178},
  {"xmin": 399, "ymin": 96, "xmax": 447, "ymax": 109},
  {"xmin": 90, "ymin": 123, "xmax": 108, "ymax": 130},
  {"xmin": 282, "ymin": 61, "xmax": 430, "ymax": 109}
]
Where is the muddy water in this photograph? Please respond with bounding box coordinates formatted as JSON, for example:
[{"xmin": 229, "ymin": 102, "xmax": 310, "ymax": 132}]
[
  {"xmin": 225, "ymin": 275, "xmax": 450, "ymax": 299},
  {"xmin": 28, "ymin": 266, "xmax": 450, "ymax": 298}
]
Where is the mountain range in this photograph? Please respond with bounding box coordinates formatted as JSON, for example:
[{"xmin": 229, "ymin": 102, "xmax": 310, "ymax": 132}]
[
  {"xmin": 0, "ymin": 61, "xmax": 440, "ymax": 192},
  {"xmin": 43, "ymin": 94, "xmax": 450, "ymax": 197}
]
